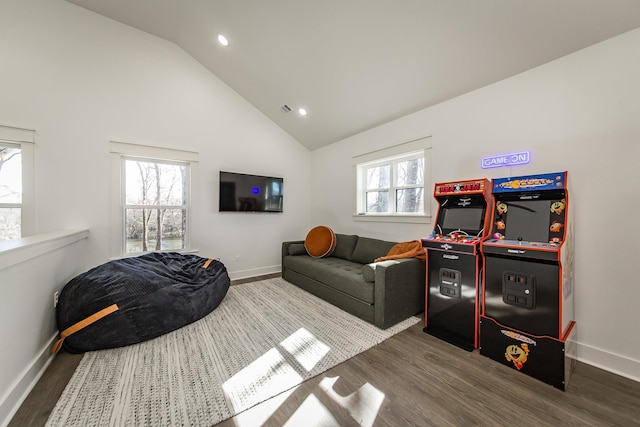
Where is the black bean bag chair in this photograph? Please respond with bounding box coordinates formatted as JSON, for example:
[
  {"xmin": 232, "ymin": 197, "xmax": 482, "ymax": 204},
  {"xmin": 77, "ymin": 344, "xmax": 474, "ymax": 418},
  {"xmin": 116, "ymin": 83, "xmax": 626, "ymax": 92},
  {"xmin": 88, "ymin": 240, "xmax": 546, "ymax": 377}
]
[{"xmin": 53, "ymin": 252, "xmax": 230, "ymax": 353}]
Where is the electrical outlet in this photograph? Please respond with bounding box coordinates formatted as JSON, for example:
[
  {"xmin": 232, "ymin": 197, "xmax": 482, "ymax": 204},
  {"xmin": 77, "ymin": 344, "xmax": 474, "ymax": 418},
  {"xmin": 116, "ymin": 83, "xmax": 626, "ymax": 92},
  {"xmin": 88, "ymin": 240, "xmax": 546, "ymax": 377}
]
[
  {"xmin": 235, "ymin": 255, "xmax": 240, "ymax": 262},
  {"xmin": 53, "ymin": 291, "xmax": 59, "ymax": 308}
]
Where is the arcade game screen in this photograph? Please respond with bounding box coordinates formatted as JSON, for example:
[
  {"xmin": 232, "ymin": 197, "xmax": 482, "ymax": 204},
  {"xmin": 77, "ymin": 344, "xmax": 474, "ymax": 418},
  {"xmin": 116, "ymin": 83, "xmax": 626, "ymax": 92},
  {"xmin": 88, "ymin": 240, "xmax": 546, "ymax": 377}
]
[
  {"xmin": 440, "ymin": 206, "xmax": 485, "ymax": 235},
  {"xmin": 502, "ymin": 199, "xmax": 551, "ymax": 242}
]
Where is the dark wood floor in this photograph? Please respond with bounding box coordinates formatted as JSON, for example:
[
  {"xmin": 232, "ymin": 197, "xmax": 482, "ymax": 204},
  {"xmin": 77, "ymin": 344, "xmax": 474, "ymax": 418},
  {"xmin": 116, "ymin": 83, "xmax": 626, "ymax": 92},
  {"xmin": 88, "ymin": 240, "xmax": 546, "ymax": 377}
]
[{"xmin": 10, "ymin": 275, "xmax": 640, "ymax": 426}]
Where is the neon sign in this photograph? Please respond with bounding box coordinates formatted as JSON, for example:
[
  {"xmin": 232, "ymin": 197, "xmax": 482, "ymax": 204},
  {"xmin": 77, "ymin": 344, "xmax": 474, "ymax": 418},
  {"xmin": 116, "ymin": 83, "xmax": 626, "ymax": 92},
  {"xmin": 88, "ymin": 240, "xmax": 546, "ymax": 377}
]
[{"xmin": 481, "ymin": 151, "xmax": 531, "ymax": 169}]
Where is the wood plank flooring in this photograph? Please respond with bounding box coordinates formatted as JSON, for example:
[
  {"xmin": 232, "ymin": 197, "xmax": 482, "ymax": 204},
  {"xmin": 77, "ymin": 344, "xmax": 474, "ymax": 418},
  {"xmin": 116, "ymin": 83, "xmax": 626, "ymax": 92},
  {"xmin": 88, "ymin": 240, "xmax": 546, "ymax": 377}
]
[{"xmin": 9, "ymin": 275, "xmax": 640, "ymax": 426}]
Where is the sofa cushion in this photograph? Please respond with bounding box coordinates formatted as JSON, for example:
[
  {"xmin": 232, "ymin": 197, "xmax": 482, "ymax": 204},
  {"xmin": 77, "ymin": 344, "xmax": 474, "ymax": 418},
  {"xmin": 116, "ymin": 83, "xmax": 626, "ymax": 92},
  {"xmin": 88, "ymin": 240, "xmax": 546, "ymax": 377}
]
[
  {"xmin": 283, "ymin": 255, "xmax": 374, "ymax": 303},
  {"xmin": 304, "ymin": 226, "xmax": 336, "ymax": 258},
  {"xmin": 288, "ymin": 243, "xmax": 307, "ymax": 256},
  {"xmin": 350, "ymin": 237, "xmax": 396, "ymax": 265},
  {"xmin": 332, "ymin": 234, "xmax": 358, "ymax": 260}
]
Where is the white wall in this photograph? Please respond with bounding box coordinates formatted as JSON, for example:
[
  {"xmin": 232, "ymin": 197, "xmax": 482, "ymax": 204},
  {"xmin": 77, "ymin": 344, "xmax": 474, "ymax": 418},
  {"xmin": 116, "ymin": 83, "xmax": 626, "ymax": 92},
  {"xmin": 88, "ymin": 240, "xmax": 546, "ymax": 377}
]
[
  {"xmin": 0, "ymin": 0, "xmax": 312, "ymax": 277},
  {"xmin": 0, "ymin": 1, "xmax": 312, "ymax": 424},
  {"xmin": 311, "ymin": 28, "xmax": 640, "ymax": 380},
  {"xmin": 0, "ymin": 231, "xmax": 88, "ymax": 427}
]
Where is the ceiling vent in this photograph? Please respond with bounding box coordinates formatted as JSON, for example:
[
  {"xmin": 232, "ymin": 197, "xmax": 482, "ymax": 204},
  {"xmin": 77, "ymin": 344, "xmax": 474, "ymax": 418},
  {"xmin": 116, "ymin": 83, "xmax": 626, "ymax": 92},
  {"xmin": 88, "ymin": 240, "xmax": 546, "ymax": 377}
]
[{"xmin": 280, "ymin": 104, "xmax": 292, "ymax": 114}]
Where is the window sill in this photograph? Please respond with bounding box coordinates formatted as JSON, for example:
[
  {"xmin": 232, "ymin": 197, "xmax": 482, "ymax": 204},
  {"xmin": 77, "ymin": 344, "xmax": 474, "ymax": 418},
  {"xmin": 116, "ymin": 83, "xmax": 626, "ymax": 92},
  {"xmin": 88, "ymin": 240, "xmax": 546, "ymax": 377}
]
[
  {"xmin": 352, "ymin": 214, "xmax": 431, "ymax": 224},
  {"xmin": 110, "ymin": 248, "xmax": 200, "ymax": 261},
  {"xmin": 0, "ymin": 229, "xmax": 90, "ymax": 271}
]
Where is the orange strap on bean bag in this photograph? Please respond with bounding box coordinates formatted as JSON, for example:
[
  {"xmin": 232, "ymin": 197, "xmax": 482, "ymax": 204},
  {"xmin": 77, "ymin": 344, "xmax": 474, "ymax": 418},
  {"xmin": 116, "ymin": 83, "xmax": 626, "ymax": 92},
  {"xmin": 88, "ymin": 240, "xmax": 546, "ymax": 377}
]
[{"xmin": 51, "ymin": 304, "xmax": 119, "ymax": 354}]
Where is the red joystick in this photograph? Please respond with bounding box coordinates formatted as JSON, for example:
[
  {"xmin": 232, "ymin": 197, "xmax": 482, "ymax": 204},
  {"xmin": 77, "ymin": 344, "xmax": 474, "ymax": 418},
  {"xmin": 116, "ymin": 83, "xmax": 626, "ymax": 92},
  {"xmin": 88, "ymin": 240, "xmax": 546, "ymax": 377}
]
[{"xmin": 453, "ymin": 232, "xmax": 459, "ymax": 239}]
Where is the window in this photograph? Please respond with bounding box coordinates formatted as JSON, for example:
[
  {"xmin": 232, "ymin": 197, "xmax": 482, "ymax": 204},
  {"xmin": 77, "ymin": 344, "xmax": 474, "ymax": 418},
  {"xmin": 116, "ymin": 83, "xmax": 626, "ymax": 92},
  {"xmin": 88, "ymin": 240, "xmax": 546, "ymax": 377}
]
[
  {"xmin": 0, "ymin": 143, "xmax": 22, "ymax": 241},
  {"xmin": 0, "ymin": 125, "xmax": 34, "ymax": 241},
  {"xmin": 354, "ymin": 136, "xmax": 431, "ymax": 223},
  {"xmin": 123, "ymin": 158, "xmax": 189, "ymax": 254},
  {"xmin": 363, "ymin": 153, "xmax": 424, "ymax": 214},
  {"xmin": 111, "ymin": 142, "xmax": 197, "ymax": 256}
]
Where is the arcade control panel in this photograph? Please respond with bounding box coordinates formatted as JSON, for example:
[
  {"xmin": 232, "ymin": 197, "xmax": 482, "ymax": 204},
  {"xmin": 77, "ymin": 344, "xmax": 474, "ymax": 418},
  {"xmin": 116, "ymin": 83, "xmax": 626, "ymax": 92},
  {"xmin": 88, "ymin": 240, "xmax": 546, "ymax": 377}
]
[
  {"xmin": 484, "ymin": 237, "xmax": 560, "ymax": 250},
  {"xmin": 422, "ymin": 232, "xmax": 483, "ymax": 254},
  {"xmin": 481, "ymin": 238, "xmax": 561, "ymax": 262}
]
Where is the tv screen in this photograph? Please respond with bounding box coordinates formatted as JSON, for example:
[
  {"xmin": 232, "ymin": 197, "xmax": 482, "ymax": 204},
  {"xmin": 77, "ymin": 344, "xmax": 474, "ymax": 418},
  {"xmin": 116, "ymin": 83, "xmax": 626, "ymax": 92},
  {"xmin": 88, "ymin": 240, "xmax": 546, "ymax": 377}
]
[
  {"xmin": 440, "ymin": 207, "xmax": 485, "ymax": 235},
  {"xmin": 503, "ymin": 199, "xmax": 550, "ymax": 242},
  {"xmin": 219, "ymin": 171, "xmax": 283, "ymax": 212}
]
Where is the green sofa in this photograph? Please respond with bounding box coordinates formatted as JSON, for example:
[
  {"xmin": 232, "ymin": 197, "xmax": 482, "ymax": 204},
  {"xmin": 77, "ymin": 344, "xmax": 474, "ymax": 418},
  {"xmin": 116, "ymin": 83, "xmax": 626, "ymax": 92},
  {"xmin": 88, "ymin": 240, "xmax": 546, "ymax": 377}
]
[{"xmin": 282, "ymin": 233, "xmax": 425, "ymax": 329}]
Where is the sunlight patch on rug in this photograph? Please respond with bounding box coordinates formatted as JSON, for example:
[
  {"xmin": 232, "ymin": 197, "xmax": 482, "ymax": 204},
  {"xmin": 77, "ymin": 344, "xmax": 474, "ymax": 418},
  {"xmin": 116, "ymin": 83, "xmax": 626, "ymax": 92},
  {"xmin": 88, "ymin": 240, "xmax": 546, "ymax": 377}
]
[
  {"xmin": 46, "ymin": 278, "xmax": 419, "ymax": 426},
  {"xmin": 281, "ymin": 327, "xmax": 330, "ymax": 371},
  {"xmin": 223, "ymin": 348, "xmax": 303, "ymax": 411}
]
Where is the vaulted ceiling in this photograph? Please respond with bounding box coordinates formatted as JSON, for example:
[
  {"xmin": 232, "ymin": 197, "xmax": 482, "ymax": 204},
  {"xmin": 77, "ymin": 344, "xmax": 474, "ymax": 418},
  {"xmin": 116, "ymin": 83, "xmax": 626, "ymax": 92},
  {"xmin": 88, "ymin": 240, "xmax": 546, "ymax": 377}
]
[{"xmin": 66, "ymin": 0, "xmax": 640, "ymax": 150}]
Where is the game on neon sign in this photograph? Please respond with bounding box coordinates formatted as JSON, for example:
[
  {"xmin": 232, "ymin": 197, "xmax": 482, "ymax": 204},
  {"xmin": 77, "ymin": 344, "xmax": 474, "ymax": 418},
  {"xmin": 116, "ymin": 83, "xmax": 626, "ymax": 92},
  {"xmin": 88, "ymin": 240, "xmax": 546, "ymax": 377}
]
[{"xmin": 481, "ymin": 151, "xmax": 531, "ymax": 169}]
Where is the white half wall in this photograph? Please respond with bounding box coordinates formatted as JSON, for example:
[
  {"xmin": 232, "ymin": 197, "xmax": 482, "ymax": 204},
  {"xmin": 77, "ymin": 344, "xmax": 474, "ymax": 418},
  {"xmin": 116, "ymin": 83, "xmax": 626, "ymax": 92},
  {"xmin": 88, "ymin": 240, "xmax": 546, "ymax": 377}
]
[
  {"xmin": 311, "ymin": 28, "xmax": 640, "ymax": 381},
  {"xmin": 0, "ymin": 230, "xmax": 89, "ymax": 427}
]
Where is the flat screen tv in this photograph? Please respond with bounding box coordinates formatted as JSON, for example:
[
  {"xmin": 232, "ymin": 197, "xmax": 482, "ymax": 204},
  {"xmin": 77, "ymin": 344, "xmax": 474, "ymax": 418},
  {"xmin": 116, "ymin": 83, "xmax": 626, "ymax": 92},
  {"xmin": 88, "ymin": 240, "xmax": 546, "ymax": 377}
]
[{"xmin": 219, "ymin": 171, "xmax": 283, "ymax": 212}]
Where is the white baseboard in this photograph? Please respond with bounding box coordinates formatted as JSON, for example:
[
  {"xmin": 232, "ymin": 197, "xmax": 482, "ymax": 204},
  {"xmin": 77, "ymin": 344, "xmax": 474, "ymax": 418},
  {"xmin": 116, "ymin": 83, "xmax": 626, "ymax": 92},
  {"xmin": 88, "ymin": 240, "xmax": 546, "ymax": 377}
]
[
  {"xmin": 228, "ymin": 265, "xmax": 281, "ymax": 281},
  {"xmin": 577, "ymin": 342, "xmax": 640, "ymax": 383},
  {"xmin": 0, "ymin": 334, "xmax": 57, "ymax": 427}
]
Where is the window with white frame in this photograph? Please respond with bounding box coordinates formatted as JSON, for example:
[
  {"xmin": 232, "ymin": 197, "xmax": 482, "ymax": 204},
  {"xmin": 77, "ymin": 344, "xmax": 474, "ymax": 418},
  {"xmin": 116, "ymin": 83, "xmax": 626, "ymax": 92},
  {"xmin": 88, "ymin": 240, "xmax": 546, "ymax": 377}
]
[
  {"xmin": 0, "ymin": 142, "xmax": 22, "ymax": 240},
  {"xmin": 354, "ymin": 136, "xmax": 431, "ymax": 223},
  {"xmin": 110, "ymin": 142, "xmax": 196, "ymax": 256},
  {"xmin": 0, "ymin": 125, "xmax": 35, "ymax": 241}
]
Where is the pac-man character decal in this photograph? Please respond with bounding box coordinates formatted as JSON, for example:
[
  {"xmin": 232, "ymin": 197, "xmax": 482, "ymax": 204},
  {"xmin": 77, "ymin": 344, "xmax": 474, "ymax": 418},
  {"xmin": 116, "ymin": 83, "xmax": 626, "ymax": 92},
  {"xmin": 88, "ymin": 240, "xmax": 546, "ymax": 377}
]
[
  {"xmin": 496, "ymin": 219, "xmax": 505, "ymax": 230},
  {"xmin": 505, "ymin": 343, "xmax": 530, "ymax": 370},
  {"xmin": 496, "ymin": 202, "xmax": 508, "ymax": 215},
  {"xmin": 549, "ymin": 221, "xmax": 563, "ymax": 232},
  {"xmin": 550, "ymin": 199, "xmax": 566, "ymax": 215}
]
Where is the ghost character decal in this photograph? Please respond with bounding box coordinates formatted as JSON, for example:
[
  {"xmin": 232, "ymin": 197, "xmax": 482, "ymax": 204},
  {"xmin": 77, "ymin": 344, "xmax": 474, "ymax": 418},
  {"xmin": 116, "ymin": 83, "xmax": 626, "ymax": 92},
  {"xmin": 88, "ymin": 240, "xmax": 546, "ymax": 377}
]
[
  {"xmin": 550, "ymin": 221, "xmax": 563, "ymax": 232},
  {"xmin": 496, "ymin": 219, "xmax": 505, "ymax": 230},
  {"xmin": 505, "ymin": 343, "xmax": 530, "ymax": 370}
]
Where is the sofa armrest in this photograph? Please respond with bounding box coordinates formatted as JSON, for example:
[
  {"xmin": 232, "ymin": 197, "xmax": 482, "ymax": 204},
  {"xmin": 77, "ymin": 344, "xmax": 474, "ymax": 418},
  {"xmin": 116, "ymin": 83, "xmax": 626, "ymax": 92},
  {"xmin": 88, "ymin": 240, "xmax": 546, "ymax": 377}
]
[
  {"xmin": 282, "ymin": 240, "xmax": 305, "ymax": 257},
  {"xmin": 282, "ymin": 240, "xmax": 305, "ymax": 275},
  {"xmin": 372, "ymin": 258, "xmax": 425, "ymax": 329}
]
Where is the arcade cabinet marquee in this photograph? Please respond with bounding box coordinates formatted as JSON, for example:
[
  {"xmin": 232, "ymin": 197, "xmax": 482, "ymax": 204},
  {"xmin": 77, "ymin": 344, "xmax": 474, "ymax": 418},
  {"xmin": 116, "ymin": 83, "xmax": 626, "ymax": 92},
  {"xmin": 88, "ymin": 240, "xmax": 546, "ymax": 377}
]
[{"xmin": 480, "ymin": 171, "xmax": 576, "ymax": 390}]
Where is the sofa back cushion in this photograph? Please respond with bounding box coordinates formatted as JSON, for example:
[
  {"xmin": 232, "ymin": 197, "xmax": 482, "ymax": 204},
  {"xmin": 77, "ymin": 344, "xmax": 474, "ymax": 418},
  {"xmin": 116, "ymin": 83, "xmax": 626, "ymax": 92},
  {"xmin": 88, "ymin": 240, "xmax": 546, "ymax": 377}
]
[
  {"xmin": 332, "ymin": 234, "xmax": 358, "ymax": 260},
  {"xmin": 350, "ymin": 237, "xmax": 395, "ymax": 265}
]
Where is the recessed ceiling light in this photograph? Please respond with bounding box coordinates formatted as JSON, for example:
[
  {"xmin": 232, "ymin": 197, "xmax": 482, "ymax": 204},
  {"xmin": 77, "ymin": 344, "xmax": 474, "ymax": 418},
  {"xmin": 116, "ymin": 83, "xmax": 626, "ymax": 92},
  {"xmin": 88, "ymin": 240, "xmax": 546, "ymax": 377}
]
[
  {"xmin": 217, "ymin": 34, "xmax": 229, "ymax": 46},
  {"xmin": 298, "ymin": 108, "xmax": 307, "ymax": 116}
]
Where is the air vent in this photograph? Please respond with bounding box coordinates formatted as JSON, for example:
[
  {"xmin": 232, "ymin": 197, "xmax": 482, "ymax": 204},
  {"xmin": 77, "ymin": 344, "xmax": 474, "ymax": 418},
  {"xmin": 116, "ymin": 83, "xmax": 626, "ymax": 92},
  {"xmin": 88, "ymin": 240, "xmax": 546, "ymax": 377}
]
[{"xmin": 280, "ymin": 104, "xmax": 292, "ymax": 114}]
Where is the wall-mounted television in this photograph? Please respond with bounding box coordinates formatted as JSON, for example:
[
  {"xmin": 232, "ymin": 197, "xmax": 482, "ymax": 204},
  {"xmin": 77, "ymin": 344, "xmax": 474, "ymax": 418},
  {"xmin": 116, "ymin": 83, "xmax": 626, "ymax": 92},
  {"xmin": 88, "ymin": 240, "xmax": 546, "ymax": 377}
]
[{"xmin": 219, "ymin": 171, "xmax": 283, "ymax": 212}]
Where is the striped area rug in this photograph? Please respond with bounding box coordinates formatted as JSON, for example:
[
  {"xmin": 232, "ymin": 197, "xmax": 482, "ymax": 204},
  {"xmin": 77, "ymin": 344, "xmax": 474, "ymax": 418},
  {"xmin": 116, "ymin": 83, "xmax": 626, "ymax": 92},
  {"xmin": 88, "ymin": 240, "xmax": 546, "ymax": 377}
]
[{"xmin": 46, "ymin": 277, "xmax": 419, "ymax": 426}]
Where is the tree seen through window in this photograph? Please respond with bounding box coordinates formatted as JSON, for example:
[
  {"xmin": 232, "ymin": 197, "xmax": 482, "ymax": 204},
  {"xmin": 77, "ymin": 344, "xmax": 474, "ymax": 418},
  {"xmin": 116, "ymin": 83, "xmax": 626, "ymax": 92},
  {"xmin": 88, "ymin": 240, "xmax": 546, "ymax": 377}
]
[{"xmin": 124, "ymin": 159, "xmax": 188, "ymax": 253}]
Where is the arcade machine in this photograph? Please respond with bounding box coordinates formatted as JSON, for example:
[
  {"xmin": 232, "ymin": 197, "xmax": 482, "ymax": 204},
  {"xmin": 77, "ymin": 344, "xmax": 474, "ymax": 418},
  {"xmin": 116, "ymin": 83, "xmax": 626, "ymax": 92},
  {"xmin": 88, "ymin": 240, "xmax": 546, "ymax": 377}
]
[
  {"xmin": 421, "ymin": 178, "xmax": 492, "ymax": 351},
  {"xmin": 480, "ymin": 171, "xmax": 576, "ymax": 390}
]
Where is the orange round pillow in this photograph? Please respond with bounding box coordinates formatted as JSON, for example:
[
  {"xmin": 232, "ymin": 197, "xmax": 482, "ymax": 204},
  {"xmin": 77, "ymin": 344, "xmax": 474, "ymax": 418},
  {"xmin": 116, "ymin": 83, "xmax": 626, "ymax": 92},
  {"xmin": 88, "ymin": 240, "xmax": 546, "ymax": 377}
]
[{"xmin": 304, "ymin": 226, "xmax": 336, "ymax": 258}]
